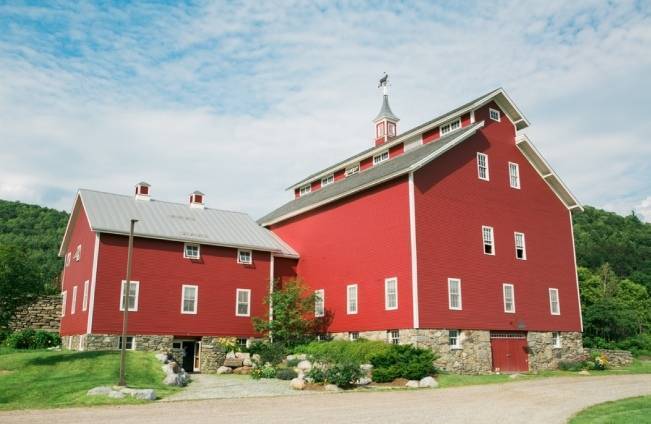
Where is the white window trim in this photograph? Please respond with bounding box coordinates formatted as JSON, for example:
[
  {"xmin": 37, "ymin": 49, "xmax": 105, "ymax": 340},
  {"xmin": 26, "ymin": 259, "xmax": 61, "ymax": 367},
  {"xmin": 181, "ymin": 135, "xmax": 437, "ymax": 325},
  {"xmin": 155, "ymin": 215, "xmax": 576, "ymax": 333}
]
[
  {"xmin": 349, "ymin": 331, "xmax": 359, "ymax": 341},
  {"xmin": 440, "ymin": 117, "xmax": 461, "ymax": 136},
  {"xmin": 448, "ymin": 278, "xmax": 462, "ymax": 310},
  {"xmin": 482, "ymin": 225, "xmax": 495, "ymax": 256},
  {"xmin": 477, "ymin": 152, "xmax": 490, "ymax": 181},
  {"xmin": 384, "ymin": 277, "xmax": 398, "ymax": 310},
  {"xmin": 71, "ymin": 286, "xmax": 77, "ymax": 315},
  {"xmin": 61, "ymin": 291, "xmax": 67, "ymax": 317},
  {"xmin": 345, "ymin": 164, "xmax": 360, "ymax": 177},
  {"xmin": 388, "ymin": 329, "xmax": 400, "ymax": 345},
  {"xmin": 552, "ymin": 332, "xmax": 562, "ymax": 349},
  {"xmin": 321, "ymin": 174, "xmax": 334, "ymax": 187},
  {"xmin": 549, "ymin": 288, "xmax": 561, "ymax": 315},
  {"xmin": 181, "ymin": 284, "xmax": 198, "ymax": 314},
  {"xmin": 489, "ymin": 107, "xmax": 501, "ymax": 122},
  {"xmin": 235, "ymin": 288, "xmax": 251, "ymax": 317},
  {"xmin": 237, "ymin": 249, "xmax": 253, "ymax": 265},
  {"xmin": 119, "ymin": 280, "xmax": 140, "ymax": 312},
  {"xmin": 509, "ymin": 162, "xmax": 521, "ymax": 189},
  {"xmin": 503, "ymin": 283, "xmax": 515, "ymax": 313},
  {"xmin": 373, "ymin": 150, "xmax": 389, "ymax": 165},
  {"xmin": 118, "ymin": 336, "xmax": 136, "ymax": 351},
  {"xmin": 65, "ymin": 252, "xmax": 71, "ymax": 267},
  {"xmin": 299, "ymin": 184, "xmax": 311, "ymax": 196},
  {"xmin": 183, "ymin": 243, "xmax": 201, "ymax": 260},
  {"xmin": 315, "ymin": 289, "xmax": 325, "ymax": 318},
  {"xmin": 449, "ymin": 329, "xmax": 462, "ymax": 349},
  {"xmin": 514, "ymin": 232, "xmax": 527, "ymax": 260},
  {"xmin": 82, "ymin": 280, "xmax": 89, "ymax": 311},
  {"xmin": 347, "ymin": 284, "xmax": 358, "ymax": 315}
]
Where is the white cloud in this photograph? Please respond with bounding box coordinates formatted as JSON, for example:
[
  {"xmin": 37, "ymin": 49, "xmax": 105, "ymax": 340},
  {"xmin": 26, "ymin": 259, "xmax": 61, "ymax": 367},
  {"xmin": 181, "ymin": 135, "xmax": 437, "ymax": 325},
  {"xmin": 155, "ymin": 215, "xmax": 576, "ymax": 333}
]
[{"xmin": 635, "ymin": 197, "xmax": 651, "ymax": 223}]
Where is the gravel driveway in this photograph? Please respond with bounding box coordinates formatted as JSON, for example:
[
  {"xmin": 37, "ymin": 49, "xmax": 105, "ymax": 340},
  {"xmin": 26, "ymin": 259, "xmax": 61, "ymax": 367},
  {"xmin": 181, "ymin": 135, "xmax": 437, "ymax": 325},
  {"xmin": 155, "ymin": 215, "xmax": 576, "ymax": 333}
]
[{"xmin": 2, "ymin": 374, "xmax": 650, "ymax": 424}]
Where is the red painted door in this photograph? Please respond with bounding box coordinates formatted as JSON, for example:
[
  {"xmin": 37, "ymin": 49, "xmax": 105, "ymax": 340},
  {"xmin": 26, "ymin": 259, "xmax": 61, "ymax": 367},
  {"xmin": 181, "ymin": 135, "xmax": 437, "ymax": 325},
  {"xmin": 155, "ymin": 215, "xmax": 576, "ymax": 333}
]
[{"xmin": 490, "ymin": 332, "xmax": 529, "ymax": 372}]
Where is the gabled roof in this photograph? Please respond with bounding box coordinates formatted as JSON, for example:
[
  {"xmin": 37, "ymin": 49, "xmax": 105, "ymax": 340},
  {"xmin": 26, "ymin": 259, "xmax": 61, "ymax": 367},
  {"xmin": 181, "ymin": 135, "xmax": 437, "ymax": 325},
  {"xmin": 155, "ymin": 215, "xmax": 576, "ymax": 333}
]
[
  {"xmin": 58, "ymin": 189, "xmax": 298, "ymax": 257},
  {"xmin": 287, "ymin": 87, "xmax": 529, "ymax": 191},
  {"xmin": 259, "ymin": 122, "xmax": 485, "ymax": 226}
]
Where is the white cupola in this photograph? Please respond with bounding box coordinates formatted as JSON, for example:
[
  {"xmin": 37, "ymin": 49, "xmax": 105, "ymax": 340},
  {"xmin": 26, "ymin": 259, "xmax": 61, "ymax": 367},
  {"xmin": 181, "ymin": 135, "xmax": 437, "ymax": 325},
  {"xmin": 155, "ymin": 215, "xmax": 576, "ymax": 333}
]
[
  {"xmin": 373, "ymin": 73, "xmax": 399, "ymax": 146},
  {"xmin": 135, "ymin": 182, "xmax": 151, "ymax": 201},
  {"xmin": 189, "ymin": 190, "xmax": 205, "ymax": 209}
]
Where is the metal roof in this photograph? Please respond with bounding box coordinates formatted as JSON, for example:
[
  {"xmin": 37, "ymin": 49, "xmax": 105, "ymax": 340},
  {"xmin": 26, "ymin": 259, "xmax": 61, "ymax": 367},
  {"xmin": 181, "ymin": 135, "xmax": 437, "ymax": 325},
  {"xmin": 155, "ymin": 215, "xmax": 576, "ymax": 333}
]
[
  {"xmin": 374, "ymin": 95, "xmax": 399, "ymax": 122},
  {"xmin": 62, "ymin": 189, "xmax": 298, "ymax": 257},
  {"xmin": 259, "ymin": 122, "xmax": 484, "ymax": 226}
]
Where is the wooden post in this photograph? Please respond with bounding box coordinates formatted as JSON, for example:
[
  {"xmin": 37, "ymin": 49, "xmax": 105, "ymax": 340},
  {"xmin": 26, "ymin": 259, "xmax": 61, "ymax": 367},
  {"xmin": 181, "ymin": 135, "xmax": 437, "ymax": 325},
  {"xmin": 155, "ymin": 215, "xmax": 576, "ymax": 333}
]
[{"xmin": 118, "ymin": 219, "xmax": 137, "ymax": 387}]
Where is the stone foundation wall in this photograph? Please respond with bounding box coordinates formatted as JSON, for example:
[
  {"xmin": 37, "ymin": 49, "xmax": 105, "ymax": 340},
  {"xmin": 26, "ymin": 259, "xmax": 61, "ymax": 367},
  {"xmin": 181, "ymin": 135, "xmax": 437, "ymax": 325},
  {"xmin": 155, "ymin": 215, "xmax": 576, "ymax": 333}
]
[
  {"xmin": 527, "ymin": 331, "xmax": 584, "ymax": 371},
  {"xmin": 9, "ymin": 295, "xmax": 61, "ymax": 332},
  {"xmin": 64, "ymin": 334, "xmax": 174, "ymax": 352},
  {"xmin": 586, "ymin": 348, "xmax": 633, "ymax": 367},
  {"xmin": 199, "ymin": 336, "xmax": 228, "ymax": 373}
]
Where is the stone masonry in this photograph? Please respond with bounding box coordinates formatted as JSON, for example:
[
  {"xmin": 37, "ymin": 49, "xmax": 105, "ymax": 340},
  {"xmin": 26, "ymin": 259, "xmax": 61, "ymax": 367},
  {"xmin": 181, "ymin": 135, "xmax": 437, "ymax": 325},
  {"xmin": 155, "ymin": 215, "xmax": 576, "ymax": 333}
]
[
  {"xmin": 199, "ymin": 336, "xmax": 228, "ymax": 373},
  {"xmin": 585, "ymin": 348, "xmax": 634, "ymax": 367},
  {"xmin": 9, "ymin": 295, "xmax": 61, "ymax": 332},
  {"xmin": 62, "ymin": 334, "xmax": 174, "ymax": 352},
  {"xmin": 527, "ymin": 331, "xmax": 584, "ymax": 371}
]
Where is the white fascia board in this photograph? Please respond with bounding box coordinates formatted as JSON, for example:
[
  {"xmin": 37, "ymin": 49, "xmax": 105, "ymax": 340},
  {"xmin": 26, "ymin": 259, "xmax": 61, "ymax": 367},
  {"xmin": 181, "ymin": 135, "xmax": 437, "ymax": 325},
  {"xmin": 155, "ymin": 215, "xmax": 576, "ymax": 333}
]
[
  {"xmin": 408, "ymin": 122, "xmax": 484, "ymax": 173},
  {"xmin": 58, "ymin": 193, "xmax": 83, "ymax": 256}
]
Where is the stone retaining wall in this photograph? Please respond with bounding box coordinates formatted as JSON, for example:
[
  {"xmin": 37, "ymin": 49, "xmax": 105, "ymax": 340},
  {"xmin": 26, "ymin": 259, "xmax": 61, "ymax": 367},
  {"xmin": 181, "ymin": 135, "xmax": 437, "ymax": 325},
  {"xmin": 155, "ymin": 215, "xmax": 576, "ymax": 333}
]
[
  {"xmin": 9, "ymin": 295, "xmax": 61, "ymax": 332},
  {"xmin": 62, "ymin": 334, "xmax": 175, "ymax": 352},
  {"xmin": 528, "ymin": 331, "xmax": 584, "ymax": 371},
  {"xmin": 199, "ymin": 336, "xmax": 227, "ymax": 373},
  {"xmin": 586, "ymin": 348, "xmax": 634, "ymax": 367}
]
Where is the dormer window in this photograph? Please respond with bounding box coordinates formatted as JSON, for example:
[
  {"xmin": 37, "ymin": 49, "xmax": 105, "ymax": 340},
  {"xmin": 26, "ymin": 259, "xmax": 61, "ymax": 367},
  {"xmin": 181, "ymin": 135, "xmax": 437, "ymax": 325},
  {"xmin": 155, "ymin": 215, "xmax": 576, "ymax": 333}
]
[
  {"xmin": 237, "ymin": 249, "xmax": 253, "ymax": 265},
  {"xmin": 321, "ymin": 174, "xmax": 334, "ymax": 187},
  {"xmin": 183, "ymin": 243, "xmax": 200, "ymax": 260},
  {"xmin": 489, "ymin": 108, "xmax": 501, "ymax": 122},
  {"xmin": 135, "ymin": 182, "xmax": 151, "ymax": 201},
  {"xmin": 189, "ymin": 191, "xmax": 205, "ymax": 209},
  {"xmin": 373, "ymin": 150, "xmax": 389, "ymax": 165},
  {"xmin": 345, "ymin": 164, "xmax": 360, "ymax": 177},
  {"xmin": 299, "ymin": 185, "xmax": 311, "ymax": 196},
  {"xmin": 440, "ymin": 118, "xmax": 461, "ymax": 136}
]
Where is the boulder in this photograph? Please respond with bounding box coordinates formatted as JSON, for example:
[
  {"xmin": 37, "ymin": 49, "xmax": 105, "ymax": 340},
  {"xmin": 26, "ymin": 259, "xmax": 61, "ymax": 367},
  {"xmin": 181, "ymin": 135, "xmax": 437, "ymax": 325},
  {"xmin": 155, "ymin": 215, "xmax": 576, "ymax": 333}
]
[
  {"xmin": 360, "ymin": 364, "xmax": 373, "ymax": 375},
  {"xmin": 297, "ymin": 360, "xmax": 312, "ymax": 372},
  {"xmin": 286, "ymin": 354, "xmax": 297, "ymax": 361},
  {"xmin": 356, "ymin": 377, "xmax": 372, "ymax": 386},
  {"xmin": 131, "ymin": 389, "xmax": 156, "ymax": 401},
  {"xmin": 325, "ymin": 384, "xmax": 341, "ymax": 392},
  {"xmin": 233, "ymin": 366, "xmax": 252, "ymax": 375},
  {"xmin": 87, "ymin": 386, "xmax": 113, "ymax": 396},
  {"xmin": 226, "ymin": 351, "xmax": 237, "ymax": 359},
  {"xmin": 578, "ymin": 370, "xmax": 590, "ymax": 376},
  {"xmin": 405, "ymin": 380, "xmax": 420, "ymax": 388},
  {"xmin": 217, "ymin": 366, "xmax": 233, "ymax": 374},
  {"xmin": 155, "ymin": 353, "xmax": 169, "ymax": 363},
  {"xmin": 108, "ymin": 390, "xmax": 126, "ymax": 399},
  {"xmin": 418, "ymin": 376, "xmax": 438, "ymax": 388},
  {"xmin": 224, "ymin": 358, "xmax": 244, "ymax": 368},
  {"xmin": 251, "ymin": 353, "xmax": 261, "ymax": 364},
  {"xmin": 290, "ymin": 378, "xmax": 306, "ymax": 390}
]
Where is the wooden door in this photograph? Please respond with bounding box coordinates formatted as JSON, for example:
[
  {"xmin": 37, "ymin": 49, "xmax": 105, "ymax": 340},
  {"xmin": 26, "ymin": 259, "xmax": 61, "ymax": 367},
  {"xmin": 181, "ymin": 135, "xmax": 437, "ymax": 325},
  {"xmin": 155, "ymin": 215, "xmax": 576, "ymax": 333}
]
[{"xmin": 490, "ymin": 332, "xmax": 529, "ymax": 372}]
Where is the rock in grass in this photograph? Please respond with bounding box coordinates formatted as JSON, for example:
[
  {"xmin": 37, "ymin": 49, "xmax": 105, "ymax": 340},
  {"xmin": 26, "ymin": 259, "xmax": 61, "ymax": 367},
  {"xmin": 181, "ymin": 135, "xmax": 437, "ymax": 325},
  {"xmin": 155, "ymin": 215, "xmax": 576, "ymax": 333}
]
[
  {"xmin": 290, "ymin": 378, "xmax": 306, "ymax": 390},
  {"xmin": 297, "ymin": 360, "xmax": 312, "ymax": 372},
  {"xmin": 578, "ymin": 370, "xmax": 590, "ymax": 376},
  {"xmin": 131, "ymin": 389, "xmax": 156, "ymax": 400},
  {"xmin": 356, "ymin": 377, "xmax": 372, "ymax": 386},
  {"xmin": 325, "ymin": 384, "xmax": 341, "ymax": 392},
  {"xmin": 405, "ymin": 380, "xmax": 420, "ymax": 388},
  {"xmin": 87, "ymin": 386, "xmax": 113, "ymax": 396},
  {"xmin": 217, "ymin": 366, "xmax": 232, "ymax": 374},
  {"xmin": 155, "ymin": 353, "xmax": 169, "ymax": 363},
  {"xmin": 418, "ymin": 376, "xmax": 438, "ymax": 388},
  {"xmin": 108, "ymin": 390, "xmax": 126, "ymax": 399}
]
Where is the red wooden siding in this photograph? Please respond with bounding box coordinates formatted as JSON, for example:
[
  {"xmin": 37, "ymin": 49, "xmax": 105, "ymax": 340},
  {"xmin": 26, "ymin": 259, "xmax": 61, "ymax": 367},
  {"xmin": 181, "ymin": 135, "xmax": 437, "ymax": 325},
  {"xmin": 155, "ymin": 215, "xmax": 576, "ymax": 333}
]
[
  {"xmin": 273, "ymin": 257, "xmax": 298, "ymax": 283},
  {"xmin": 414, "ymin": 103, "xmax": 581, "ymax": 332}
]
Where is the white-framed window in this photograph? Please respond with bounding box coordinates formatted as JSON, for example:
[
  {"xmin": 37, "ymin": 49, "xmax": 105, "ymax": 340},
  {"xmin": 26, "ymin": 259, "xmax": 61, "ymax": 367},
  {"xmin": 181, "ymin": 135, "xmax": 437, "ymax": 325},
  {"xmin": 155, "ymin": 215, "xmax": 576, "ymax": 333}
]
[
  {"xmin": 509, "ymin": 162, "xmax": 520, "ymax": 189},
  {"xmin": 181, "ymin": 284, "xmax": 198, "ymax": 314},
  {"xmin": 74, "ymin": 244, "xmax": 81, "ymax": 262},
  {"xmin": 299, "ymin": 184, "xmax": 311, "ymax": 196},
  {"xmin": 552, "ymin": 332, "xmax": 561, "ymax": 349},
  {"xmin": 376, "ymin": 122, "xmax": 385, "ymax": 138},
  {"xmin": 349, "ymin": 332, "xmax": 359, "ymax": 341},
  {"xmin": 120, "ymin": 280, "xmax": 140, "ymax": 312},
  {"xmin": 65, "ymin": 252, "xmax": 71, "ymax": 267},
  {"xmin": 237, "ymin": 338, "xmax": 250, "ymax": 349},
  {"xmin": 514, "ymin": 232, "xmax": 526, "ymax": 260},
  {"xmin": 183, "ymin": 243, "xmax": 200, "ymax": 260},
  {"xmin": 385, "ymin": 277, "xmax": 398, "ymax": 310},
  {"xmin": 482, "ymin": 226, "xmax": 495, "ymax": 255},
  {"xmin": 449, "ymin": 330, "xmax": 462, "ymax": 349},
  {"xmin": 321, "ymin": 174, "xmax": 334, "ymax": 187},
  {"xmin": 387, "ymin": 122, "xmax": 396, "ymax": 137},
  {"xmin": 440, "ymin": 118, "xmax": 461, "ymax": 136},
  {"xmin": 347, "ymin": 284, "xmax": 358, "ymax": 314},
  {"xmin": 118, "ymin": 336, "xmax": 135, "ymax": 350},
  {"xmin": 314, "ymin": 289, "xmax": 325, "ymax": 317},
  {"xmin": 236, "ymin": 288, "xmax": 251, "ymax": 316},
  {"xmin": 549, "ymin": 288, "xmax": 561, "ymax": 315},
  {"xmin": 388, "ymin": 329, "xmax": 400, "ymax": 345},
  {"xmin": 237, "ymin": 249, "xmax": 253, "ymax": 264},
  {"xmin": 448, "ymin": 278, "xmax": 462, "ymax": 310},
  {"xmin": 71, "ymin": 285, "xmax": 77, "ymax": 315},
  {"xmin": 503, "ymin": 283, "xmax": 515, "ymax": 313},
  {"xmin": 373, "ymin": 150, "xmax": 389, "ymax": 165},
  {"xmin": 82, "ymin": 280, "xmax": 89, "ymax": 311},
  {"xmin": 489, "ymin": 108, "xmax": 501, "ymax": 122},
  {"xmin": 477, "ymin": 152, "xmax": 490, "ymax": 181},
  {"xmin": 345, "ymin": 164, "xmax": 360, "ymax": 177},
  {"xmin": 61, "ymin": 291, "xmax": 67, "ymax": 317}
]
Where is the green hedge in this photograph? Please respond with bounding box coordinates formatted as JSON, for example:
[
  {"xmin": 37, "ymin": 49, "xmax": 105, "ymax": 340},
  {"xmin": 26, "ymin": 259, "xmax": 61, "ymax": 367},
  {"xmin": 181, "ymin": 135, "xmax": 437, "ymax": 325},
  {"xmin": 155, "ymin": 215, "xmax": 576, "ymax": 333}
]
[
  {"xmin": 4, "ymin": 329, "xmax": 60, "ymax": 349},
  {"xmin": 370, "ymin": 344, "xmax": 437, "ymax": 382},
  {"xmin": 293, "ymin": 339, "xmax": 391, "ymax": 363}
]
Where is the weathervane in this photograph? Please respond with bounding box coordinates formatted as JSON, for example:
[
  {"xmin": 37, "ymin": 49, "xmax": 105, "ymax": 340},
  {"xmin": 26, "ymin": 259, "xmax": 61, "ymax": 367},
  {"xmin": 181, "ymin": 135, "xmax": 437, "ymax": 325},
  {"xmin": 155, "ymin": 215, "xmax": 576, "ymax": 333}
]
[{"xmin": 378, "ymin": 73, "xmax": 390, "ymax": 95}]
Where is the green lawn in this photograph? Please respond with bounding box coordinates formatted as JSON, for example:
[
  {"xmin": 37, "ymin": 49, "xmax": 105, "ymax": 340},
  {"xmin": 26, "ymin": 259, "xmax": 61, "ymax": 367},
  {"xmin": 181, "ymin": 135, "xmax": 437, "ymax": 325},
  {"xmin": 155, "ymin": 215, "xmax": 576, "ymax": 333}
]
[
  {"xmin": 0, "ymin": 349, "xmax": 180, "ymax": 410},
  {"xmin": 569, "ymin": 395, "xmax": 651, "ymax": 424}
]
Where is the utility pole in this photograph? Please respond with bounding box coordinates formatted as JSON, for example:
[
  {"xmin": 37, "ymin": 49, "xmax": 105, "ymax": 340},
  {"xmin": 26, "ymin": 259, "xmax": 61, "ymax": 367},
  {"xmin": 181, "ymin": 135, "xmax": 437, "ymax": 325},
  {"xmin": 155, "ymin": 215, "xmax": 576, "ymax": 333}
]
[{"xmin": 118, "ymin": 219, "xmax": 138, "ymax": 387}]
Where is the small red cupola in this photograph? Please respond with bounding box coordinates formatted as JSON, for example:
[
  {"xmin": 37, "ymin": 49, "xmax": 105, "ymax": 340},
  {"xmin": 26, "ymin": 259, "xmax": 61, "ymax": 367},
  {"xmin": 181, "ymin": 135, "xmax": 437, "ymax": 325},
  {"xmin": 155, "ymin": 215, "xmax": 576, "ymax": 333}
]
[
  {"xmin": 135, "ymin": 181, "xmax": 151, "ymax": 201},
  {"xmin": 189, "ymin": 190, "xmax": 205, "ymax": 209},
  {"xmin": 373, "ymin": 73, "xmax": 399, "ymax": 147}
]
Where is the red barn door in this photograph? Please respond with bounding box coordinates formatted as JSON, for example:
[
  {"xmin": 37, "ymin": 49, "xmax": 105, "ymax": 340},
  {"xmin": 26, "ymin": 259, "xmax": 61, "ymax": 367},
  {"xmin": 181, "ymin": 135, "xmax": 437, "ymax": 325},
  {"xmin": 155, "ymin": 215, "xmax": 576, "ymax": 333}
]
[{"xmin": 490, "ymin": 332, "xmax": 529, "ymax": 372}]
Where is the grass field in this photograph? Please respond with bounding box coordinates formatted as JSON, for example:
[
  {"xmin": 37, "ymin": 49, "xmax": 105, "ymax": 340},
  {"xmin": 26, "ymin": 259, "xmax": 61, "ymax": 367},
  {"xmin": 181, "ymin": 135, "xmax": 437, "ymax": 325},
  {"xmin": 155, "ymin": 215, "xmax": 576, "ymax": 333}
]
[
  {"xmin": 569, "ymin": 395, "xmax": 651, "ymax": 423},
  {"xmin": 0, "ymin": 348, "xmax": 180, "ymax": 410}
]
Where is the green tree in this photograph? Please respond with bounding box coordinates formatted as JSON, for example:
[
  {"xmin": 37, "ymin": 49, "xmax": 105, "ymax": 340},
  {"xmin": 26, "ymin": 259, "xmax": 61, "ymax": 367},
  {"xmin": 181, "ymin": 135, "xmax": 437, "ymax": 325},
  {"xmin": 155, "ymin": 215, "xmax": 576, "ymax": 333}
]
[{"xmin": 0, "ymin": 244, "xmax": 44, "ymax": 327}]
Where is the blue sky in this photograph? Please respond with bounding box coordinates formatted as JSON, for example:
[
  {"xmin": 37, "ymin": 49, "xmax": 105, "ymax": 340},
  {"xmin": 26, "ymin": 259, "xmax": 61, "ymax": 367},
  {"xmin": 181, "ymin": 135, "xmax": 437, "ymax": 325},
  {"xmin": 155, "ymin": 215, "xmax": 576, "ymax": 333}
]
[{"xmin": 1, "ymin": 1, "xmax": 650, "ymax": 220}]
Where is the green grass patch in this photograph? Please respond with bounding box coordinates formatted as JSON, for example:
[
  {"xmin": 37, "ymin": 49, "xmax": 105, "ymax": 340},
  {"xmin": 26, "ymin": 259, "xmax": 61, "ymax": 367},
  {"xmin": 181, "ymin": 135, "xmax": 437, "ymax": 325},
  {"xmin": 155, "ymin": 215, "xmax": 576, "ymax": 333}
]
[
  {"xmin": 569, "ymin": 395, "xmax": 651, "ymax": 424},
  {"xmin": 293, "ymin": 339, "xmax": 392, "ymax": 363},
  {"xmin": 0, "ymin": 349, "xmax": 179, "ymax": 410}
]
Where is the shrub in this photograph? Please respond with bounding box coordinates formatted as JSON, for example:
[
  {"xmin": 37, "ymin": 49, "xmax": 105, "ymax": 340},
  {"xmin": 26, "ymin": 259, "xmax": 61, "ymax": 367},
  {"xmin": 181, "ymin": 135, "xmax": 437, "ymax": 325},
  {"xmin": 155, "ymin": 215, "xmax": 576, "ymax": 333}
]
[
  {"xmin": 558, "ymin": 360, "xmax": 586, "ymax": 371},
  {"xmin": 616, "ymin": 334, "xmax": 651, "ymax": 357},
  {"xmin": 4, "ymin": 329, "xmax": 60, "ymax": 349},
  {"xmin": 590, "ymin": 352, "xmax": 609, "ymax": 370},
  {"xmin": 275, "ymin": 367, "xmax": 298, "ymax": 380},
  {"xmin": 251, "ymin": 363, "xmax": 277, "ymax": 379},
  {"xmin": 294, "ymin": 339, "xmax": 392, "ymax": 364},
  {"xmin": 306, "ymin": 362, "xmax": 362, "ymax": 388},
  {"xmin": 247, "ymin": 341, "xmax": 287, "ymax": 366},
  {"xmin": 286, "ymin": 357, "xmax": 300, "ymax": 368},
  {"xmin": 307, "ymin": 366, "xmax": 326, "ymax": 383},
  {"xmin": 370, "ymin": 344, "xmax": 437, "ymax": 382}
]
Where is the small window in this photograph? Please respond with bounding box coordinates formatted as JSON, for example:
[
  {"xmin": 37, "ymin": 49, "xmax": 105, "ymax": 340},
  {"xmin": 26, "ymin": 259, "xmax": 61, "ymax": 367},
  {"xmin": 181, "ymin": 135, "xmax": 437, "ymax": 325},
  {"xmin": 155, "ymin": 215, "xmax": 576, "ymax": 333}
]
[
  {"xmin": 71, "ymin": 286, "xmax": 77, "ymax": 315},
  {"xmin": 385, "ymin": 277, "xmax": 398, "ymax": 310},
  {"xmin": 388, "ymin": 329, "xmax": 400, "ymax": 345},
  {"xmin": 172, "ymin": 341, "xmax": 182, "ymax": 349},
  {"xmin": 183, "ymin": 243, "xmax": 200, "ymax": 260},
  {"xmin": 321, "ymin": 174, "xmax": 334, "ymax": 187},
  {"xmin": 314, "ymin": 289, "xmax": 325, "ymax": 317},
  {"xmin": 349, "ymin": 332, "xmax": 359, "ymax": 341},
  {"xmin": 440, "ymin": 118, "xmax": 461, "ymax": 136},
  {"xmin": 236, "ymin": 288, "xmax": 251, "ymax": 316},
  {"xmin": 347, "ymin": 284, "xmax": 358, "ymax": 314},
  {"xmin": 237, "ymin": 337, "xmax": 249, "ymax": 349},
  {"xmin": 74, "ymin": 245, "xmax": 81, "ymax": 262},
  {"xmin": 477, "ymin": 152, "xmax": 489, "ymax": 181},
  {"xmin": 61, "ymin": 291, "xmax": 67, "ymax": 317},
  {"xmin": 376, "ymin": 122, "xmax": 385, "ymax": 138},
  {"xmin": 448, "ymin": 278, "xmax": 462, "ymax": 310},
  {"xmin": 237, "ymin": 249, "xmax": 253, "ymax": 265},
  {"xmin": 449, "ymin": 330, "xmax": 461, "ymax": 349},
  {"xmin": 509, "ymin": 162, "xmax": 520, "ymax": 189},
  {"xmin": 345, "ymin": 164, "xmax": 360, "ymax": 177},
  {"xmin": 549, "ymin": 288, "xmax": 561, "ymax": 315},
  {"xmin": 503, "ymin": 283, "xmax": 515, "ymax": 313},
  {"xmin": 552, "ymin": 332, "xmax": 561, "ymax": 349},
  {"xmin": 482, "ymin": 226, "xmax": 495, "ymax": 255},
  {"xmin": 82, "ymin": 280, "xmax": 89, "ymax": 311},
  {"xmin": 514, "ymin": 232, "xmax": 526, "ymax": 260},
  {"xmin": 118, "ymin": 336, "xmax": 135, "ymax": 350},
  {"xmin": 373, "ymin": 151, "xmax": 389, "ymax": 165},
  {"xmin": 489, "ymin": 108, "xmax": 501, "ymax": 122},
  {"xmin": 299, "ymin": 184, "xmax": 311, "ymax": 196},
  {"xmin": 387, "ymin": 122, "xmax": 396, "ymax": 137},
  {"xmin": 120, "ymin": 280, "xmax": 140, "ymax": 312},
  {"xmin": 65, "ymin": 252, "xmax": 71, "ymax": 267},
  {"xmin": 181, "ymin": 285, "xmax": 198, "ymax": 314}
]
